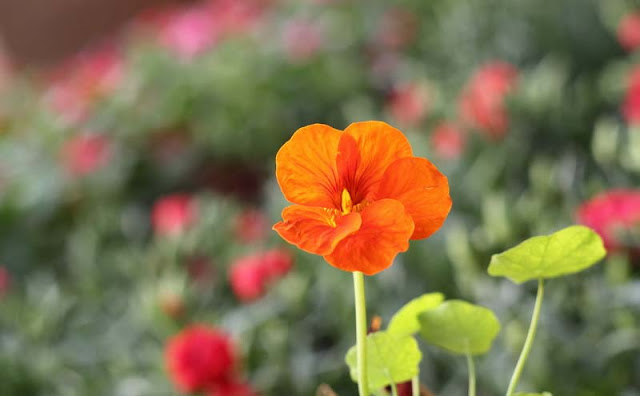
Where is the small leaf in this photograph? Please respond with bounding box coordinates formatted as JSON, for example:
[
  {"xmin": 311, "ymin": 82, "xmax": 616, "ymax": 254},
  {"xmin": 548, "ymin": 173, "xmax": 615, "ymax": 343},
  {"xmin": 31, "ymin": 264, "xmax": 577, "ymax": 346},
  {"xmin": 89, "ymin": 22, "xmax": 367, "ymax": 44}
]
[
  {"xmin": 418, "ymin": 300, "xmax": 500, "ymax": 356},
  {"xmin": 514, "ymin": 393, "xmax": 553, "ymax": 396},
  {"xmin": 345, "ymin": 331, "xmax": 422, "ymax": 390},
  {"xmin": 488, "ymin": 225, "xmax": 606, "ymax": 284},
  {"xmin": 387, "ymin": 293, "xmax": 444, "ymax": 337}
]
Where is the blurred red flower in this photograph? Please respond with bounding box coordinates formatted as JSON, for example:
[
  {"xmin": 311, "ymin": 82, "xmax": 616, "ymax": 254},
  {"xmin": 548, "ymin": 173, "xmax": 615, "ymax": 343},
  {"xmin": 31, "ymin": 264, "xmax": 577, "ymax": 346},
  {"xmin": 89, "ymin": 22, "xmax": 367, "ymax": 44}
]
[
  {"xmin": 430, "ymin": 122, "xmax": 466, "ymax": 160},
  {"xmin": 459, "ymin": 62, "xmax": 518, "ymax": 139},
  {"xmin": 623, "ymin": 67, "xmax": 640, "ymax": 125},
  {"xmin": 387, "ymin": 82, "xmax": 431, "ymax": 127},
  {"xmin": 229, "ymin": 256, "xmax": 268, "ymax": 302},
  {"xmin": 577, "ymin": 189, "xmax": 640, "ymax": 251},
  {"xmin": 375, "ymin": 8, "xmax": 418, "ymax": 50},
  {"xmin": 282, "ymin": 19, "xmax": 324, "ymax": 62},
  {"xmin": 0, "ymin": 266, "xmax": 9, "ymax": 298},
  {"xmin": 229, "ymin": 249, "xmax": 293, "ymax": 302},
  {"xmin": 208, "ymin": 380, "xmax": 258, "ymax": 396},
  {"xmin": 234, "ymin": 209, "xmax": 269, "ymax": 243},
  {"xmin": 61, "ymin": 134, "xmax": 112, "ymax": 177},
  {"xmin": 165, "ymin": 325, "xmax": 236, "ymax": 393},
  {"xmin": 44, "ymin": 43, "xmax": 124, "ymax": 124},
  {"xmin": 261, "ymin": 249, "xmax": 293, "ymax": 278},
  {"xmin": 151, "ymin": 194, "xmax": 196, "ymax": 237},
  {"xmin": 618, "ymin": 12, "xmax": 640, "ymax": 52}
]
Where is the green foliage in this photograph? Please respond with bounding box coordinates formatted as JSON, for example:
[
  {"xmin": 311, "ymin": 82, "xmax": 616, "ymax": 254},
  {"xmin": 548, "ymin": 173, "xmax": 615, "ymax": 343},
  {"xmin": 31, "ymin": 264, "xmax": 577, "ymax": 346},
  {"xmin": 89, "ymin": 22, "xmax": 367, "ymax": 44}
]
[
  {"xmin": 387, "ymin": 293, "xmax": 444, "ymax": 337},
  {"xmin": 418, "ymin": 300, "xmax": 501, "ymax": 356},
  {"xmin": 488, "ymin": 225, "xmax": 607, "ymax": 284},
  {"xmin": 345, "ymin": 331, "xmax": 422, "ymax": 390},
  {"xmin": 514, "ymin": 393, "xmax": 553, "ymax": 396}
]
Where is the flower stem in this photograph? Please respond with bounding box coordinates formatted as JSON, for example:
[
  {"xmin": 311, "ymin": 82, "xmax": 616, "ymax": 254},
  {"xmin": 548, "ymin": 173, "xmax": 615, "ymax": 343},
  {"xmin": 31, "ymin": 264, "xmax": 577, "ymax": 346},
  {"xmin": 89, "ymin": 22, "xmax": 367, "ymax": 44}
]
[
  {"xmin": 506, "ymin": 278, "xmax": 545, "ymax": 396},
  {"xmin": 411, "ymin": 375, "xmax": 420, "ymax": 396},
  {"xmin": 466, "ymin": 352, "xmax": 476, "ymax": 396},
  {"xmin": 353, "ymin": 271, "xmax": 369, "ymax": 396}
]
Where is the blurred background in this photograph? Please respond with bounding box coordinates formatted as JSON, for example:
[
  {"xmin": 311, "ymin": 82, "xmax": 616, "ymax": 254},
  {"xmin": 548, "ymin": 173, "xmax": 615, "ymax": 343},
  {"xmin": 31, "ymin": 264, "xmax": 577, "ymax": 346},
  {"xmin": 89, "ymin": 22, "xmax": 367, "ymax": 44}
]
[{"xmin": 0, "ymin": 0, "xmax": 639, "ymax": 395}]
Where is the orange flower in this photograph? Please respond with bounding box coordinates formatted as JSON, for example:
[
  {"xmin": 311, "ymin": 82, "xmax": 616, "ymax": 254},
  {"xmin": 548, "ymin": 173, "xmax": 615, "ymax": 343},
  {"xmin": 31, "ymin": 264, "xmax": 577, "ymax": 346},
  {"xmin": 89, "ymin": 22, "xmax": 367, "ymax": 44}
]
[{"xmin": 273, "ymin": 121, "xmax": 451, "ymax": 275}]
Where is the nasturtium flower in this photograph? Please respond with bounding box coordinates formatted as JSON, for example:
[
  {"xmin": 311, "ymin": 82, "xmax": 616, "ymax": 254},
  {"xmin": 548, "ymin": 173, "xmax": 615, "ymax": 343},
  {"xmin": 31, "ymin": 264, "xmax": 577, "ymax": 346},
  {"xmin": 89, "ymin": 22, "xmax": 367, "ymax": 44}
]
[{"xmin": 273, "ymin": 121, "xmax": 451, "ymax": 275}]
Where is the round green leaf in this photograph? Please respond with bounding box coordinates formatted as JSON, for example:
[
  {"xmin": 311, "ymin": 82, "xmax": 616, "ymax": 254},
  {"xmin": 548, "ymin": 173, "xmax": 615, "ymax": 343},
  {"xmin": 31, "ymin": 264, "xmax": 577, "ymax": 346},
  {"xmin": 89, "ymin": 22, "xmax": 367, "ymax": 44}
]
[
  {"xmin": 345, "ymin": 331, "xmax": 422, "ymax": 390},
  {"xmin": 488, "ymin": 225, "xmax": 606, "ymax": 284},
  {"xmin": 387, "ymin": 293, "xmax": 444, "ymax": 337},
  {"xmin": 418, "ymin": 300, "xmax": 501, "ymax": 356}
]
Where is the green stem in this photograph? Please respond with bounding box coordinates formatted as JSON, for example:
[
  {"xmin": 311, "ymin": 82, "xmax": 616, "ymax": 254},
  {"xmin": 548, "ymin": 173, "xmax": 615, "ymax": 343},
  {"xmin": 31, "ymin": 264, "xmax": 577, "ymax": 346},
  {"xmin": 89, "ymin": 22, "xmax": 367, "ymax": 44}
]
[
  {"xmin": 354, "ymin": 271, "xmax": 369, "ymax": 396},
  {"xmin": 466, "ymin": 352, "xmax": 476, "ymax": 396},
  {"xmin": 389, "ymin": 381, "xmax": 398, "ymax": 396},
  {"xmin": 506, "ymin": 278, "xmax": 545, "ymax": 396},
  {"xmin": 411, "ymin": 375, "xmax": 420, "ymax": 396}
]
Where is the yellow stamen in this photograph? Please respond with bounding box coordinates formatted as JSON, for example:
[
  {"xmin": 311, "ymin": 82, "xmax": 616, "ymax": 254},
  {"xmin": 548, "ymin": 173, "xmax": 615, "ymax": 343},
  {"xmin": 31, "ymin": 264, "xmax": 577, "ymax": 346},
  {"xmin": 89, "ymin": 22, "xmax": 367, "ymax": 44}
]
[{"xmin": 341, "ymin": 188, "xmax": 353, "ymax": 215}]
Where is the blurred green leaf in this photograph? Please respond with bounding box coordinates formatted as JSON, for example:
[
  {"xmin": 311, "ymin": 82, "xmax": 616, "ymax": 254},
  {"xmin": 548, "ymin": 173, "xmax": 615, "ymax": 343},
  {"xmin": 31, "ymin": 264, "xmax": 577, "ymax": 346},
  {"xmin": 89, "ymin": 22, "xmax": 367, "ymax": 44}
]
[
  {"xmin": 387, "ymin": 293, "xmax": 444, "ymax": 337},
  {"xmin": 514, "ymin": 393, "xmax": 553, "ymax": 396},
  {"xmin": 488, "ymin": 225, "xmax": 606, "ymax": 284},
  {"xmin": 418, "ymin": 300, "xmax": 500, "ymax": 356},
  {"xmin": 345, "ymin": 331, "xmax": 422, "ymax": 390}
]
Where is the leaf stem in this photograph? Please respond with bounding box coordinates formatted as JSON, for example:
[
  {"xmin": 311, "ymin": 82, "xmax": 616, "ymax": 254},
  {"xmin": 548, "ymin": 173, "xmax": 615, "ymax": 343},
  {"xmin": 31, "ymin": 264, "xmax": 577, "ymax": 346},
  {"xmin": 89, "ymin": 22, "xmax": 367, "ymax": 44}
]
[
  {"xmin": 506, "ymin": 278, "xmax": 545, "ymax": 396},
  {"xmin": 466, "ymin": 352, "xmax": 476, "ymax": 396},
  {"xmin": 353, "ymin": 271, "xmax": 369, "ymax": 396},
  {"xmin": 411, "ymin": 375, "xmax": 420, "ymax": 396}
]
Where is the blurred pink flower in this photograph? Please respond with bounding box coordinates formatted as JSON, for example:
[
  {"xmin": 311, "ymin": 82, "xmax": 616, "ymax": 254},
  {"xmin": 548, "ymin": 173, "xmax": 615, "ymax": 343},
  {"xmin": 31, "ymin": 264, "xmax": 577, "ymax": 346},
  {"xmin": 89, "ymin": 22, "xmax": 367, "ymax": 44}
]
[
  {"xmin": 165, "ymin": 325, "xmax": 236, "ymax": 393},
  {"xmin": 387, "ymin": 82, "xmax": 430, "ymax": 127},
  {"xmin": 459, "ymin": 61, "xmax": 518, "ymax": 139},
  {"xmin": 374, "ymin": 8, "xmax": 418, "ymax": 50},
  {"xmin": 618, "ymin": 12, "xmax": 640, "ymax": 52},
  {"xmin": 60, "ymin": 134, "xmax": 112, "ymax": 177},
  {"xmin": 234, "ymin": 209, "xmax": 269, "ymax": 243},
  {"xmin": 430, "ymin": 122, "xmax": 466, "ymax": 160},
  {"xmin": 0, "ymin": 266, "xmax": 9, "ymax": 298},
  {"xmin": 623, "ymin": 67, "xmax": 640, "ymax": 125},
  {"xmin": 151, "ymin": 194, "xmax": 197, "ymax": 237},
  {"xmin": 282, "ymin": 19, "xmax": 324, "ymax": 62},
  {"xmin": 577, "ymin": 189, "xmax": 640, "ymax": 251},
  {"xmin": 228, "ymin": 249, "xmax": 293, "ymax": 302},
  {"xmin": 149, "ymin": 0, "xmax": 267, "ymax": 60},
  {"xmin": 229, "ymin": 255, "xmax": 269, "ymax": 302},
  {"xmin": 160, "ymin": 4, "xmax": 220, "ymax": 60},
  {"xmin": 45, "ymin": 43, "xmax": 124, "ymax": 124}
]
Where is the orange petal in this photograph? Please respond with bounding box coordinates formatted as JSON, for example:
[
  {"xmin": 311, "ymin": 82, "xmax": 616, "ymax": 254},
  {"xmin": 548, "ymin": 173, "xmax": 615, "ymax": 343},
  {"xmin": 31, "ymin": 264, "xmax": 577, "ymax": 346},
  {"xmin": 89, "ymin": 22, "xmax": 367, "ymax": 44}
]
[
  {"xmin": 275, "ymin": 124, "xmax": 343, "ymax": 208},
  {"xmin": 376, "ymin": 157, "xmax": 451, "ymax": 240},
  {"xmin": 324, "ymin": 199, "xmax": 414, "ymax": 275},
  {"xmin": 273, "ymin": 205, "xmax": 362, "ymax": 255},
  {"xmin": 341, "ymin": 121, "xmax": 413, "ymax": 202}
]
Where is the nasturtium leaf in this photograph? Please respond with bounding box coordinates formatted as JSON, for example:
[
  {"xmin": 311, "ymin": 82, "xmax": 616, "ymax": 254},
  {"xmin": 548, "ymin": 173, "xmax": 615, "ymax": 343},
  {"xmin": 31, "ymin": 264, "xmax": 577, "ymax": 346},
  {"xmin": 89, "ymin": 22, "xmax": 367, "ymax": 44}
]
[
  {"xmin": 488, "ymin": 225, "xmax": 606, "ymax": 284},
  {"xmin": 345, "ymin": 331, "xmax": 422, "ymax": 390},
  {"xmin": 418, "ymin": 300, "xmax": 500, "ymax": 356},
  {"xmin": 514, "ymin": 393, "xmax": 552, "ymax": 396},
  {"xmin": 387, "ymin": 293, "xmax": 444, "ymax": 337}
]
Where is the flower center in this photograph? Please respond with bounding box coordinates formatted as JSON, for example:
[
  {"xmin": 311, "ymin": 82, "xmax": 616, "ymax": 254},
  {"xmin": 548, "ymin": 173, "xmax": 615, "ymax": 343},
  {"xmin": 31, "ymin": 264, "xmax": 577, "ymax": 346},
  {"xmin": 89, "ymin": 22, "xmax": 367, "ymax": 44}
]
[
  {"xmin": 341, "ymin": 188, "xmax": 353, "ymax": 215},
  {"xmin": 341, "ymin": 188, "xmax": 369, "ymax": 215}
]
